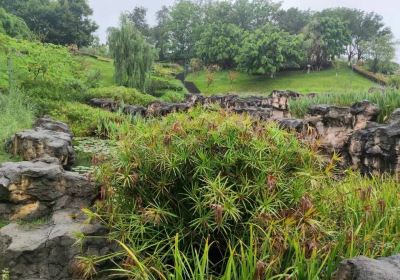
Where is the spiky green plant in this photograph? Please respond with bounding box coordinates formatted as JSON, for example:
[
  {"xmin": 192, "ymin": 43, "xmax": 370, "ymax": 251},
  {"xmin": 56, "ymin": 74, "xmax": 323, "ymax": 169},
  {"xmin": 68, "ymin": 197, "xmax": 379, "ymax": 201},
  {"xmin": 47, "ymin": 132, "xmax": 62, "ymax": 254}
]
[{"xmin": 93, "ymin": 108, "xmax": 400, "ymax": 279}]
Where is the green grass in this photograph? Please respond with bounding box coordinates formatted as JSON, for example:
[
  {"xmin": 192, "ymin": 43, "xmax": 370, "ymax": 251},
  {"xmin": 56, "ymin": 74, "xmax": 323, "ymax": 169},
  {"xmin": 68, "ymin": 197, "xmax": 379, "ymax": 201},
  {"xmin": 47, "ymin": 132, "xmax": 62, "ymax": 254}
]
[
  {"xmin": 290, "ymin": 89, "xmax": 400, "ymax": 122},
  {"xmin": 0, "ymin": 90, "xmax": 34, "ymax": 164},
  {"xmin": 77, "ymin": 56, "xmax": 115, "ymax": 87},
  {"xmin": 186, "ymin": 63, "xmax": 375, "ymax": 95}
]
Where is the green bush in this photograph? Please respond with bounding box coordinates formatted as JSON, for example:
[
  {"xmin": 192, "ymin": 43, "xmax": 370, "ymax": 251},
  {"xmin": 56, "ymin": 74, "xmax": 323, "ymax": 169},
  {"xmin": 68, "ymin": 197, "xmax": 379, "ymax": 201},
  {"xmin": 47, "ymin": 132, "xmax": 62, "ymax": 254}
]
[
  {"xmin": 0, "ymin": 8, "xmax": 31, "ymax": 39},
  {"xmin": 48, "ymin": 101, "xmax": 125, "ymax": 137},
  {"xmin": 0, "ymin": 33, "xmax": 93, "ymax": 101},
  {"xmin": 148, "ymin": 76, "xmax": 185, "ymax": 97},
  {"xmin": 86, "ymin": 86, "xmax": 156, "ymax": 106},
  {"xmin": 91, "ymin": 109, "xmax": 400, "ymax": 279},
  {"xmin": 388, "ymin": 76, "xmax": 400, "ymax": 89},
  {"xmin": 159, "ymin": 90, "xmax": 185, "ymax": 103}
]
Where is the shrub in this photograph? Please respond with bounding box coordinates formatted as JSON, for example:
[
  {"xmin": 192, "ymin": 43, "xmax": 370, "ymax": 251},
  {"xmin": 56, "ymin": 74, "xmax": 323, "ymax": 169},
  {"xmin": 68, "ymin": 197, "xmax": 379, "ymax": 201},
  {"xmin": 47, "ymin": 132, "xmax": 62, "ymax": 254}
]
[
  {"xmin": 388, "ymin": 76, "xmax": 400, "ymax": 89},
  {"xmin": 92, "ymin": 109, "xmax": 400, "ymax": 279},
  {"xmin": 148, "ymin": 76, "xmax": 184, "ymax": 97},
  {"xmin": 0, "ymin": 8, "xmax": 31, "ymax": 39},
  {"xmin": 86, "ymin": 86, "xmax": 156, "ymax": 106},
  {"xmin": 96, "ymin": 108, "xmax": 330, "ymax": 277},
  {"xmin": 159, "ymin": 90, "xmax": 185, "ymax": 103},
  {"xmin": 153, "ymin": 63, "xmax": 183, "ymax": 78},
  {"xmin": 49, "ymin": 101, "xmax": 125, "ymax": 137}
]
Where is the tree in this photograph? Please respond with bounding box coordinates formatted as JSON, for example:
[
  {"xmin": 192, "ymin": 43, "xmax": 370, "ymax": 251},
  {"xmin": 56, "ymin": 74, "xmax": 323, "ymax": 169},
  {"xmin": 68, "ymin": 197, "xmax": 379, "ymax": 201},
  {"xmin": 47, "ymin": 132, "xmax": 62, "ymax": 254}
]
[
  {"xmin": 361, "ymin": 34, "xmax": 397, "ymax": 73},
  {"xmin": 108, "ymin": 16, "xmax": 156, "ymax": 91},
  {"xmin": 125, "ymin": 6, "xmax": 150, "ymax": 36},
  {"xmin": 195, "ymin": 23, "xmax": 243, "ymax": 68},
  {"xmin": 0, "ymin": 8, "xmax": 31, "ymax": 39},
  {"xmin": 152, "ymin": 5, "xmax": 170, "ymax": 61},
  {"xmin": 319, "ymin": 8, "xmax": 392, "ymax": 62},
  {"xmin": 166, "ymin": 0, "xmax": 203, "ymax": 62},
  {"xmin": 231, "ymin": 0, "xmax": 281, "ymax": 30},
  {"xmin": 0, "ymin": 0, "xmax": 98, "ymax": 46},
  {"xmin": 304, "ymin": 17, "xmax": 351, "ymax": 70},
  {"xmin": 236, "ymin": 24, "xmax": 304, "ymax": 77},
  {"xmin": 276, "ymin": 8, "xmax": 312, "ymax": 34}
]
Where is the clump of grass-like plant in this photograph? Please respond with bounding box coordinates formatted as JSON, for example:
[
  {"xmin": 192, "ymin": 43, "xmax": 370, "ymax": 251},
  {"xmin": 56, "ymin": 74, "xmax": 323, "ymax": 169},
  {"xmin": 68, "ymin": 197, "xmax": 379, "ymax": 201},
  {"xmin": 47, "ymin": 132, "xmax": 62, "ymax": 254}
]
[
  {"xmin": 290, "ymin": 89, "xmax": 400, "ymax": 122},
  {"xmin": 93, "ymin": 108, "xmax": 400, "ymax": 279}
]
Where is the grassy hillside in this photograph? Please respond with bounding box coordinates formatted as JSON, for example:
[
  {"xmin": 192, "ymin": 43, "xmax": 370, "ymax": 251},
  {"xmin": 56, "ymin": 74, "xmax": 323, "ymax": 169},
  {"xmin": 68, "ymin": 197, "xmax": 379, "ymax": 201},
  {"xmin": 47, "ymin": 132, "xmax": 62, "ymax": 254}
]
[
  {"xmin": 77, "ymin": 56, "xmax": 115, "ymax": 87},
  {"xmin": 186, "ymin": 63, "xmax": 375, "ymax": 95}
]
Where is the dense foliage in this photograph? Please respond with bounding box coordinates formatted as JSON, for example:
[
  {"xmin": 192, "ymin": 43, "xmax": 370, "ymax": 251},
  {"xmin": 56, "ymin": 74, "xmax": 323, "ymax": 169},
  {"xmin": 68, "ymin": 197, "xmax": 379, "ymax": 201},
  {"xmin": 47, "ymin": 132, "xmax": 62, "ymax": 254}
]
[
  {"xmin": 131, "ymin": 0, "xmax": 396, "ymax": 75},
  {"xmin": 304, "ymin": 17, "xmax": 351, "ymax": 70},
  {"xmin": 236, "ymin": 24, "xmax": 304, "ymax": 76},
  {"xmin": 0, "ymin": 33, "xmax": 84, "ymax": 98},
  {"xmin": 108, "ymin": 16, "xmax": 157, "ymax": 91},
  {"xmin": 93, "ymin": 109, "xmax": 400, "ymax": 279},
  {"xmin": 0, "ymin": 0, "xmax": 98, "ymax": 46},
  {"xmin": 0, "ymin": 8, "xmax": 31, "ymax": 39}
]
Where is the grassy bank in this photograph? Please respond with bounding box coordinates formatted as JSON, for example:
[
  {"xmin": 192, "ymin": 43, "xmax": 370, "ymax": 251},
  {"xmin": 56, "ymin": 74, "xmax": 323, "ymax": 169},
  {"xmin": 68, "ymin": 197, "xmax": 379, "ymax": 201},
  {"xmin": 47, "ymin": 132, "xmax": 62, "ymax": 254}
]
[
  {"xmin": 290, "ymin": 89, "xmax": 400, "ymax": 122},
  {"xmin": 186, "ymin": 64, "xmax": 375, "ymax": 95}
]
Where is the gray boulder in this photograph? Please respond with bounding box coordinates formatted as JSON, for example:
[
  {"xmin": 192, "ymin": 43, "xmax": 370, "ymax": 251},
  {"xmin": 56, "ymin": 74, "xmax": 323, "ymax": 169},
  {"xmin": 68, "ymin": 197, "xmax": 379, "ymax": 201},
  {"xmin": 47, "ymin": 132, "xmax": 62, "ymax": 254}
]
[
  {"xmin": 34, "ymin": 116, "xmax": 72, "ymax": 135},
  {"xmin": 303, "ymin": 101, "xmax": 379, "ymax": 153},
  {"xmin": 0, "ymin": 210, "xmax": 114, "ymax": 280},
  {"xmin": 333, "ymin": 255, "xmax": 400, "ymax": 280},
  {"xmin": 0, "ymin": 159, "xmax": 97, "ymax": 221},
  {"xmin": 10, "ymin": 128, "xmax": 75, "ymax": 168}
]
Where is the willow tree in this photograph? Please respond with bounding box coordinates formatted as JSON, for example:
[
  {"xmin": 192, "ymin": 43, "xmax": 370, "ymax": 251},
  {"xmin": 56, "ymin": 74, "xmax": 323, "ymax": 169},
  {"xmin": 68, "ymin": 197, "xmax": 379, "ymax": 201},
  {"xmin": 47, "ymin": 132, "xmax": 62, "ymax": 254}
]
[{"xmin": 108, "ymin": 16, "xmax": 156, "ymax": 91}]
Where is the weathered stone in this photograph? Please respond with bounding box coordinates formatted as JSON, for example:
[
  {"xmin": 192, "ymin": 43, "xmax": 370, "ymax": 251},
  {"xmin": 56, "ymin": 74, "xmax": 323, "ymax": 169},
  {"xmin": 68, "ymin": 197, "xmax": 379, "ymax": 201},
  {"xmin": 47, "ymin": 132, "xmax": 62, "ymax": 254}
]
[
  {"xmin": 10, "ymin": 128, "xmax": 75, "ymax": 168},
  {"xmin": 348, "ymin": 119, "xmax": 400, "ymax": 174},
  {"xmin": 0, "ymin": 159, "xmax": 97, "ymax": 221},
  {"xmin": 232, "ymin": 107, "xmax": 273, "ymax": 121},
  {"xmin": 146, "ymin": 101, "xmax": 190, "ymax": 116},
  {"xmin": 89, "ymin": 98, "xmax": 119, "ymax": 112},
  {"xmin": 304, "ymin": 101, "xmax": 379, "ymax": 154},
  {"xmin": 333, "ymin": 255, "xmax": 400, "ymax": 280},
  {"xmin": 123, "ymin": 104, "xmax": 146, "ymax": 117},
  {"xmin": 0, "ymin": 210, "xmax": 114, "ymax": 280},
  {"xmin": 34, "ymin": 116, "xmax": 72, "ymax": 135},
  {"xmin": 269, "ymin": 90, "xmax": 301, "ymax": 111},
  {"xmin": 277, "ymin": 118, "xmax": 304, "ymax": 132}
]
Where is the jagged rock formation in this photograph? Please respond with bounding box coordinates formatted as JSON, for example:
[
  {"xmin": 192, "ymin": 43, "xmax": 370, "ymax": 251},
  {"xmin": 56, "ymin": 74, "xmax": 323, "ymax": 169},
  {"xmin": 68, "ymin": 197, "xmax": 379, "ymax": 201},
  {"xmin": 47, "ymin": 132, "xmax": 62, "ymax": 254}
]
[
  {"xmin": 302, "ymin": 101, "xmax": 380, "ymax": 154},
  {"xmin": 0, "ymin": 158, "xmax": 96, "ymax": 221},
  {"xmin": 333, "ymin": 255, "xmax": 400, "ymax": 280},
  {"xmin": 348, "ymin": 111, "xmax": 400, "ymax": 175},
  {"xmin": 0, "ymin": 118, "xmax": 112, "ymax": 280},
  {"xmin": 0, "ymin": 210, "xmax": 112, "ymax": 280},
  {"xmin": 9, "ymin": 117, "xmax": 75, "ymax": 168},
  {"xmin": 89, "ymin": 90, "xmax": 304, "ymax": 120}
]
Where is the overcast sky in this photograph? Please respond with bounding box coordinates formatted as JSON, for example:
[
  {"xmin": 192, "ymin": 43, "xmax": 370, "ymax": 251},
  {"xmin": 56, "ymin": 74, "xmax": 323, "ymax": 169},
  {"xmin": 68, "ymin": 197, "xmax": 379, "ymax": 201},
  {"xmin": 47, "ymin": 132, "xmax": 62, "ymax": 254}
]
[{"xmin": 88, "ymin": 0, "xmax": 400, "ymax": 60}]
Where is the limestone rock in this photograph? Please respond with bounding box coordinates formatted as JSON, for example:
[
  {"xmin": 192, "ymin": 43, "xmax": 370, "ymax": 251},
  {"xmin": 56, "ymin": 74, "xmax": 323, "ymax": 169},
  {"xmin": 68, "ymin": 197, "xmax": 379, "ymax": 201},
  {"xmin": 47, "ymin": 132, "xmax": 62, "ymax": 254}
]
[
  {"xmin": 0, "ymin": 210, "xmax": 114, "ymax": 280},
  {"xmin": 0, "ymin": 159, "xmax": 97, "ymax": 221},
  {"xmin": 333, "ymin": 255, "xmax": 400, "ymax": 280},
  {"xmin": 304, "ymin": 101, "xmax": 379, "ymax": 153},
  {"xmin": 146, "ymin": 101, "xmax": 191, "ymax": 117},
  {"xmin": 10, "ymin": 127, "xmax": 75, "ymax": 168},
  {"xmin": 348, "ymin": 119, "xmax": 400, "ymax": 174},
  {"xmin": 277, "ymin": 118, "xmax": 304, "ymax": 132},
  {"xmin": 34, "ymin": 116, "xmax": 72, "ymax": 135}
]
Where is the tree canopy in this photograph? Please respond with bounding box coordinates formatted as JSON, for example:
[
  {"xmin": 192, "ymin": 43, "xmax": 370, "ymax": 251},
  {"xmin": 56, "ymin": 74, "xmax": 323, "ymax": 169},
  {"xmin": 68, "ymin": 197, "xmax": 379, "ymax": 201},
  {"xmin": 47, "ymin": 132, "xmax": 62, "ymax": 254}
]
[
  {"xmin": 0, "ymin": 0, "xmax": 98, "ymax": 46},
  {"xmin": 108, "ymin": 16, "xmax": 157, "ymax": 91},
  {"xmin": 236, "ymin": 24, "xmax": 304, "ymax": 76},
  {"xmin": 0, "ymin": 8, "xmax": 31, "ymax": 39},
  {"xmin": 142, "ymin": 0, "xmax": 395, "ymax": 74}
]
